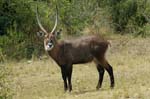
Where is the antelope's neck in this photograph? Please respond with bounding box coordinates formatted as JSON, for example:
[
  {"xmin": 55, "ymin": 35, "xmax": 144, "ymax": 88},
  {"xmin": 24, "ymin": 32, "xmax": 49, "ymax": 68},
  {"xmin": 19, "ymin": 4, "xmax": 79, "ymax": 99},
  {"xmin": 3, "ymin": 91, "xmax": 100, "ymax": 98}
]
[{"xmin": 47, "ymin": 44, "xmax": 60, "ymax": 64}]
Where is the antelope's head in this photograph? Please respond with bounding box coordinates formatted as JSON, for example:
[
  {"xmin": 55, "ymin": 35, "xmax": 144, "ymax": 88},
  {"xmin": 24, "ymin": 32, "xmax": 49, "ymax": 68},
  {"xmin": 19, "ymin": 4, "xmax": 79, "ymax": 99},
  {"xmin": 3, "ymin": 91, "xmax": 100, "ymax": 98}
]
[{"xmin": 36, "ymin": 6, "xmax": 61, "ymax": 51}]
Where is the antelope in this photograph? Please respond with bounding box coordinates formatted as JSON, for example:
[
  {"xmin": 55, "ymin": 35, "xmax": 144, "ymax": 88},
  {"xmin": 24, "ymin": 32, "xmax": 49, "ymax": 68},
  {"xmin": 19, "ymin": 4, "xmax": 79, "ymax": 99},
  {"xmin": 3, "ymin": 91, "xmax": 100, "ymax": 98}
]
[{"xmin": 36, "ymin": 6, "xmax": 115, "ymax": 92}]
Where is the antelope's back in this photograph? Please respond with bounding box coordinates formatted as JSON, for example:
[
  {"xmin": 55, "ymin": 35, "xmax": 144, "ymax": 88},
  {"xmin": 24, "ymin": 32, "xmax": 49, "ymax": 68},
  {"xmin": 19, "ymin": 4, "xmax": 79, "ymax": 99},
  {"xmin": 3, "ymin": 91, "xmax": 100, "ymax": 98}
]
[{"xmin": 58, "ymin": 35, "xmax": 108, "ymax": 64}]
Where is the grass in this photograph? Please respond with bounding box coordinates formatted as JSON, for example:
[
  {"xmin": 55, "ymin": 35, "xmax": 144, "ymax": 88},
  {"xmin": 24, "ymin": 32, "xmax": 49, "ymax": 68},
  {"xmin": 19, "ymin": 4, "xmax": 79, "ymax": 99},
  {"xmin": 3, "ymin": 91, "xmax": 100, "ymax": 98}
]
[{"xmin": 5, "ymin": 35, "xmax": 150, "ymax": 99}]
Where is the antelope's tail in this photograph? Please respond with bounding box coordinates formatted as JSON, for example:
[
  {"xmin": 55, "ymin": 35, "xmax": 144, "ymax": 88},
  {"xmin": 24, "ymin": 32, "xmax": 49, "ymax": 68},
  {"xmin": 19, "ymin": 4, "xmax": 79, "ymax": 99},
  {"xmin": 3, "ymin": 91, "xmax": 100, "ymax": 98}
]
[{"xmin": 108, "ymin": 41, "xmax": 111, "ymax": 47}]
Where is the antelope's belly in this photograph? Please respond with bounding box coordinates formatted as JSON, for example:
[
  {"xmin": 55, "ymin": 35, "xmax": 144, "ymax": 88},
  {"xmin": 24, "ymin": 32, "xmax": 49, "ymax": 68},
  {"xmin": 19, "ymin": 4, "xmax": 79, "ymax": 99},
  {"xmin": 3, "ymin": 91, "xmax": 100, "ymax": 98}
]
[{"xmin": 70, "ymin": 52, "xmax": 94, "ymax": 64}]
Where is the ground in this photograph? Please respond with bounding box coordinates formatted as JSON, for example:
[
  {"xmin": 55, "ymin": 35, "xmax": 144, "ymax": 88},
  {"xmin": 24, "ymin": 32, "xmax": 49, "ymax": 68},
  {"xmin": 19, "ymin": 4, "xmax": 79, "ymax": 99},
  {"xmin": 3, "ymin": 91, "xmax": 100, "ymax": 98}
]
[{"xmin": 7, "ymin": 35, "xmax": 150, "ymax": 99}]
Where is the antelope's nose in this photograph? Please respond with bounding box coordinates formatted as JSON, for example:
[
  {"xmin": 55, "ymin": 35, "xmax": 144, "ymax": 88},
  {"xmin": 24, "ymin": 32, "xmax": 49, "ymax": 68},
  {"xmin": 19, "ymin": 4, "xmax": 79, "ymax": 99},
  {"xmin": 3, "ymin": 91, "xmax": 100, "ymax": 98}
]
[
  {"xmin": 48, "ymin": 43, "xmax": 52, "ymax": 47},
  {"xmin": 49, "ymin": 44, "xmax": 52, "ymax": 47}
]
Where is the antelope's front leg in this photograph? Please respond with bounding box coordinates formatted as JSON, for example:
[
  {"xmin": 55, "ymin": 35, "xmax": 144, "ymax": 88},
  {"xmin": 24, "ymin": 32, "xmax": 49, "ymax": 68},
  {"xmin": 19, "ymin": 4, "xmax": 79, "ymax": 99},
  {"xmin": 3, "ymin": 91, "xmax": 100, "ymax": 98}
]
[
  {"xmin": 67, "ymin": 65, "xmax": 73, "ymax": 92},
  {"xmin": 61, "ymin": 66, "xmax": 68, "ymax": 91}
]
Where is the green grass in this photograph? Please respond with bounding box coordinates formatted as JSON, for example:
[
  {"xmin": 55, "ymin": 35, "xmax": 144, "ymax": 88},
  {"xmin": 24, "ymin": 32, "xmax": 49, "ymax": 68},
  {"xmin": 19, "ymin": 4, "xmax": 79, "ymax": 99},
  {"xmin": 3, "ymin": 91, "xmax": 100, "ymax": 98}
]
[{"xmin": 6, "ymin": 35, "xmax": 150, "ymax": 99}]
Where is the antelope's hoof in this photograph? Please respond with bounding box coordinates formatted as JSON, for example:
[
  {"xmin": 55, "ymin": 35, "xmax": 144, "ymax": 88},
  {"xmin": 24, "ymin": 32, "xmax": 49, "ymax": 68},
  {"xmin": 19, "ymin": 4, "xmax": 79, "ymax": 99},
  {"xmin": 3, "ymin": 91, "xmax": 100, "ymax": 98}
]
[
  {"xmin": 110, "ymin": 84, "xmax": 114, "ymax": 89},
  {"xmin": 96, "ymin": 85, "xmax": 101, "ymax": 90}
]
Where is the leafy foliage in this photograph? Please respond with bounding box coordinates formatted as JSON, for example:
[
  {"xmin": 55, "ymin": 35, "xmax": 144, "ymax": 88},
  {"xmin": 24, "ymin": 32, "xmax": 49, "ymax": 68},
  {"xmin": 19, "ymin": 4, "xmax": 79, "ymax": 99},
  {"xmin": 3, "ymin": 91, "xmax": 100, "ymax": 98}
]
[{"xmin": 108, "ymin": 0, "xmax": 150, "ymax": 36}]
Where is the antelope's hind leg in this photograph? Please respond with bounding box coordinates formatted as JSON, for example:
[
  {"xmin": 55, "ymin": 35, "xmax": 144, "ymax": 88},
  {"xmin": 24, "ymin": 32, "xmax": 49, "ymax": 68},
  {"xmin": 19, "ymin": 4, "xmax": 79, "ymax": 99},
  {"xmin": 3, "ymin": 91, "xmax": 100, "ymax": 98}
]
[
  {"xmin": 96, "ymin": 64, "xmax": 105, "ymax": 90},
  {"xmin": 105, "ymin": 63, "xmax": 115, "ymax": 88},
  {"xmin": 95, "ymin": 58, "xmax": 115, "ymax": 89}
]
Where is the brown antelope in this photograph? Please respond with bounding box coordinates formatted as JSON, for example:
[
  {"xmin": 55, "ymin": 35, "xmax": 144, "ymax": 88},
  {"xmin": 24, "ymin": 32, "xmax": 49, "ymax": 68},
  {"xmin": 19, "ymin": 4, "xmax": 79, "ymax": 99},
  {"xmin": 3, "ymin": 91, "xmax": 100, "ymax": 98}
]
[{"xmin": 36, "ymin": 6, "xmax": 114, "ymax": 92}]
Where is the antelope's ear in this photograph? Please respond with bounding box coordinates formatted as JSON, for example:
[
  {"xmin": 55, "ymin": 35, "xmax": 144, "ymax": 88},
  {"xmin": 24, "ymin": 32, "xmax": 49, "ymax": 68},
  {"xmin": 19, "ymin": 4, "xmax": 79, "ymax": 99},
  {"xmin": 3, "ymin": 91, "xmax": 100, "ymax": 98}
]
[
  {"xmin": 56, "ymin": 29, "xmax": 62, "ymax": 36},
  {"xmin": 37, "ymin": 31, "xmax": 45, "ymax": 37},
  {"xmin": 55, "ymin": 29, "xmax": 62, "ymax": 38}
]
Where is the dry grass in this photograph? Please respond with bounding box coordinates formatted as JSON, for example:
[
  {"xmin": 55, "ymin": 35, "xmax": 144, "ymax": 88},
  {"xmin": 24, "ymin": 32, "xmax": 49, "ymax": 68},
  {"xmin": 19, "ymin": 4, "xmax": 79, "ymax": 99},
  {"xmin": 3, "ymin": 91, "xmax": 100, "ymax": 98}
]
[{"xmin": 6, "ymin": 35, "xmax": 150, "ymax": 99}]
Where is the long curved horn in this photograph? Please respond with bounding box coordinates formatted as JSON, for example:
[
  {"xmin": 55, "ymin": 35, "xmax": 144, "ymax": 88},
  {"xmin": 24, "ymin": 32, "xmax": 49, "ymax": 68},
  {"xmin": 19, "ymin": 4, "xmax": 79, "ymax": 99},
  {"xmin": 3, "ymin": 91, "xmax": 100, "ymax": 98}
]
[
  {"xmin": 50, "ymin": 5, "xmax": 58, "ymax": 34},
  {"xmin": 36, "ymin": 5, "xmax": 48, "ymax": 34}
]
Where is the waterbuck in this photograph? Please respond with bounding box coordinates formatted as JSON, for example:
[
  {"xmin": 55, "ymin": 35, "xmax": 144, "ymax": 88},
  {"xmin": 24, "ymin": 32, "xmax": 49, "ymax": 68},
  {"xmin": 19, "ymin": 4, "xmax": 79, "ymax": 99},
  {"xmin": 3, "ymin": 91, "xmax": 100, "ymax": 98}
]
[{"xmin": 36, "ymin": 6, "xmax": 114, "ymax": 92}]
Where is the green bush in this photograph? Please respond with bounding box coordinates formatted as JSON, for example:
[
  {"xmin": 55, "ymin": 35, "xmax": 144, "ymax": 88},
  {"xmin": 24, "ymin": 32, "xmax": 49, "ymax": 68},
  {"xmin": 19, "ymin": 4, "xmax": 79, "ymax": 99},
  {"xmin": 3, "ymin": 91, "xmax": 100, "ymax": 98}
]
[
  {"xmin": 0, "ymin": 0, "xmax": 44, "ymax": 60},
  {"xmin": 109, "ymin": 0, "xmax": 137, "ymax": 32},
  {"xmin": 108, "ymin": 0, "xmax": 150, "ymax": 36}
]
